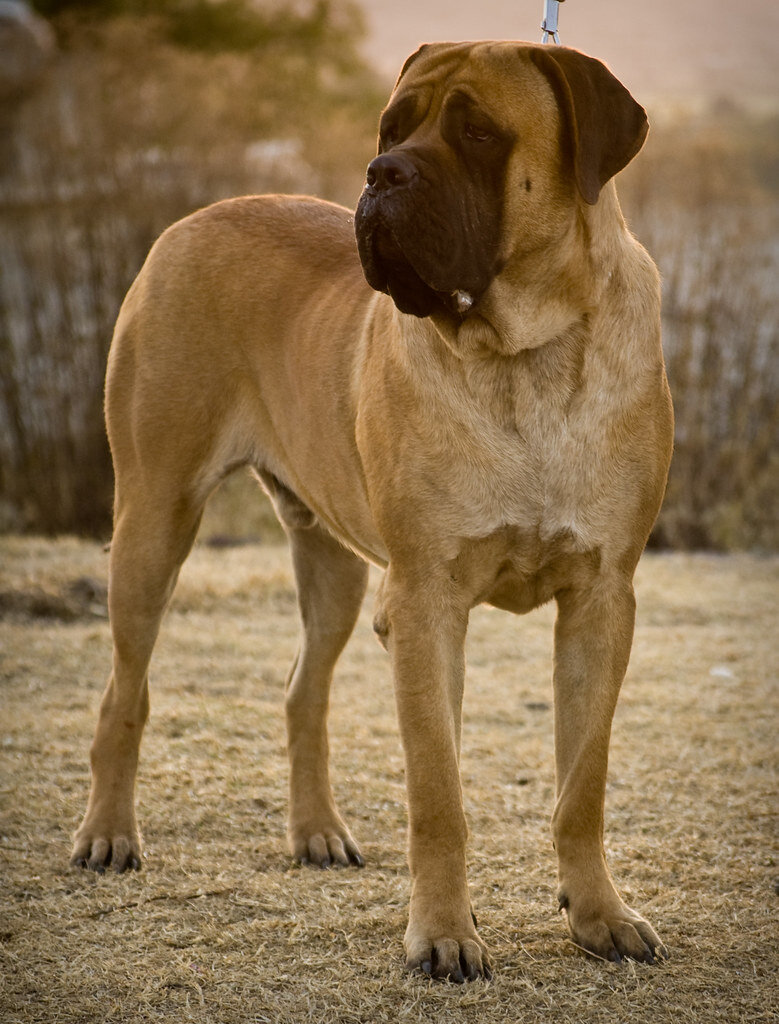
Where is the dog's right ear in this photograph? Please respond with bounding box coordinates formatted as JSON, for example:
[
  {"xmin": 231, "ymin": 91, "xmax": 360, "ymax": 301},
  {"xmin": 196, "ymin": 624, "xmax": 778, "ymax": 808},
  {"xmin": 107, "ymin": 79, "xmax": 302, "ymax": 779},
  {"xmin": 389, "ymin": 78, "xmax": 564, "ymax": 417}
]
[{"xmin": 529, "ymin": 45, "xmax": 649, "ymax": 205}]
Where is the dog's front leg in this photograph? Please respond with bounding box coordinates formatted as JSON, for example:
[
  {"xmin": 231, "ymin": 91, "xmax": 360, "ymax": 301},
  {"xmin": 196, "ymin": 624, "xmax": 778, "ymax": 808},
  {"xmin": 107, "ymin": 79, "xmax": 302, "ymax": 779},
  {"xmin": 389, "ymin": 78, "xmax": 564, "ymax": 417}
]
[
  {"xmin": 377, "ymin": 567, "xmax": 491, "ymax": 982},
  {"xmin": 552, "ymin": 578, "xmax": 666, "ymax": 963}
]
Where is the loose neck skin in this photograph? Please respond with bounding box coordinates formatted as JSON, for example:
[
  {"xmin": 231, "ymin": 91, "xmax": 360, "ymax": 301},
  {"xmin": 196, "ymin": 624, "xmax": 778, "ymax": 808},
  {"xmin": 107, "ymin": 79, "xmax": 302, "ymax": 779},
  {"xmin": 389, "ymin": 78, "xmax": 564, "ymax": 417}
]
[{"xmin": 427, "ymin": 180, "xmax": 632, "ymax": 361}]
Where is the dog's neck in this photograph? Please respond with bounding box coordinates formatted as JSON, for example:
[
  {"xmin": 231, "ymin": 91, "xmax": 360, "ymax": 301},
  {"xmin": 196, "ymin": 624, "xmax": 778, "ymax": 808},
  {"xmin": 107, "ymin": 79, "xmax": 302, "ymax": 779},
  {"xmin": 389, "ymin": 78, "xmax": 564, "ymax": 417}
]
[
  {"xmin": 381, "ymin": 181, "xmax": 660, "ymax": 437},
  {"xmin": 430, "ymin": 182, "xmax": 631, "ymax": 360}
]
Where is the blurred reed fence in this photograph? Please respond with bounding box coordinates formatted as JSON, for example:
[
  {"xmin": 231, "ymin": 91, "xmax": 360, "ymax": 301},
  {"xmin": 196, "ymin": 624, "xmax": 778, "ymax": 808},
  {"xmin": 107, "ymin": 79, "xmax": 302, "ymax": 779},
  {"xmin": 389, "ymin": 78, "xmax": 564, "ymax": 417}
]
[
  {"xmin": 0, "ymin": 12, "xmax": 777, "ymax": 549},
  {"xmin": 0, "ymin": 4, "xmax": 382, "ymax": 536},
  {"xmin": 620, "ymin": 109, "xmax": 779, "ymax": 550}
]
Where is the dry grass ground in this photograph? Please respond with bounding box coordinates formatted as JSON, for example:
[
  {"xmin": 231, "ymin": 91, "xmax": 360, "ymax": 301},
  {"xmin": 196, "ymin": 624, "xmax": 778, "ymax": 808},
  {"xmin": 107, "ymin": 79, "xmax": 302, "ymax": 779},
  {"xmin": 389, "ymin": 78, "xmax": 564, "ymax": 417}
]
[{"xmin": 0, "ymin": 537, "xmax": 776, "ymax": 1023}]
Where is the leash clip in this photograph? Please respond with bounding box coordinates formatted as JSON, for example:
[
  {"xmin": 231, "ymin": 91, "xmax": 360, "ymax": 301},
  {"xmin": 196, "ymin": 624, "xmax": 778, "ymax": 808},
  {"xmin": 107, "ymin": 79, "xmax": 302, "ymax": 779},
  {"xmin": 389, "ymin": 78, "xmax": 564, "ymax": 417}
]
[{"xmin": 541, "ymin": 0, "xmax": 564, "ymax": 44}]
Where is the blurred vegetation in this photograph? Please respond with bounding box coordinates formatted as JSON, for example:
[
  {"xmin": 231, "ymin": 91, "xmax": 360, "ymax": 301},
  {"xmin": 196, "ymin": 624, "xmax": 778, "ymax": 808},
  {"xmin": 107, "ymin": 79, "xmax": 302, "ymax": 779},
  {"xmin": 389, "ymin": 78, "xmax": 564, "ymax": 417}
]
[
  {"xmin": 0, "ymin": 6, "xmax": 776, "ymax": 549},
  {"xmin": 620, "ymin": 107, "xmax": 779, "ymax": 551},
  {"xmin": 31, "ymin": 0, "xmax": 366, "ymax": 57},
  {"xmin": 0, "ymin": 0, "xmax": 384, "ymax": 536}
]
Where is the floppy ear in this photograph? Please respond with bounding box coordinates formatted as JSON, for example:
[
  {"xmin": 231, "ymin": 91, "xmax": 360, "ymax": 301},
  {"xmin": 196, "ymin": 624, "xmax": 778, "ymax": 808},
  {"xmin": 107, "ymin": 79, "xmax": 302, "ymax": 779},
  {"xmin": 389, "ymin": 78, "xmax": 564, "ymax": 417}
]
[
  {"xmin": 529, "ymin": 46, "xmax": 649, "ymax": 205},
  {"xmin": 393, "ymin": 41, "xmax": 461, "ymax": 89},
  {"xmin": 394, "ymin": 44, "xmax": 431, "ymax": 88}
]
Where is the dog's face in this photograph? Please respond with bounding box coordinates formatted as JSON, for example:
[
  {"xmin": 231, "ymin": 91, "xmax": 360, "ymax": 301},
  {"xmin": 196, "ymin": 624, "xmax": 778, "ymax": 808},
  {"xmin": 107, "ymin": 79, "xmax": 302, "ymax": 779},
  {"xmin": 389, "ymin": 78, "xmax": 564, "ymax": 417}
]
[{"xmin": 355, "ymin": 41, "xmax": 648, "ymax": 320}]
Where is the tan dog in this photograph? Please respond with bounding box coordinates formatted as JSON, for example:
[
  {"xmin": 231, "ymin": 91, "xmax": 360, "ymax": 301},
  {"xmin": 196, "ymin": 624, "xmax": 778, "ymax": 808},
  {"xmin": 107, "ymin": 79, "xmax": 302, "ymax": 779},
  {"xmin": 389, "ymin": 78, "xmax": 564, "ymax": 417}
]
[{"xmin": 71, "ymin": 41, "xmax": 673, "ymax": 981}]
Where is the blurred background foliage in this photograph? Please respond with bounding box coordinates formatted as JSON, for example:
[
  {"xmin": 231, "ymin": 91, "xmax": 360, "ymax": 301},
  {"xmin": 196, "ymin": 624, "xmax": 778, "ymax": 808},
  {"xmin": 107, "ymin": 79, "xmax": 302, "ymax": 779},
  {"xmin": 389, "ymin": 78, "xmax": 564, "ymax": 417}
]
[
  {"xmin": 0, "ymin": 0, "xmax": 383, "ymax": 536},
  {"xmin": 0, "ymin": 0, "xmax": 777, "ymax": 549},
  {"xmin": 620, "ymin": 110, "xmax": 779, "ymax": 551}
]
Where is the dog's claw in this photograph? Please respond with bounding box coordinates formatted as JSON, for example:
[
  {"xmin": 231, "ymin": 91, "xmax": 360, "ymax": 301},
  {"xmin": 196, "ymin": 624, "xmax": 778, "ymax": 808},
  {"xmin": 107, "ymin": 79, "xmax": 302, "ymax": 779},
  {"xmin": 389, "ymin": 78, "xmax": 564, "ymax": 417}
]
[
  {"xmin": 70, "ymin": 826, "xmax": 143, "ymax": 874},
  {"xmin": 561, "ymin": 889, "xmax": 666, "ymax": 967},
  {"xmin": 406, "ymin": 935, "xmax": 491, "ymax": 983},
  {"xmin": 292, "ymin": 827, "xmax": 364, "ymax": 871}
]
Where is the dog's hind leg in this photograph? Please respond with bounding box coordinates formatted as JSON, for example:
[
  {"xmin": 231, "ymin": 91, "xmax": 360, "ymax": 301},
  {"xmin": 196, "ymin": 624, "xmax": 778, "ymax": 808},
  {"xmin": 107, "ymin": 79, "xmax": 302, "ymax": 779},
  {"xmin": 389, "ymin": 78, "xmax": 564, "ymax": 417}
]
[
  {"xmin": 282, "ymin": 514, "xmax": 368, "ymax": 868},
  {"xmin": 70, "ymin": 466, "xmax": 207, "ymax": 873}
]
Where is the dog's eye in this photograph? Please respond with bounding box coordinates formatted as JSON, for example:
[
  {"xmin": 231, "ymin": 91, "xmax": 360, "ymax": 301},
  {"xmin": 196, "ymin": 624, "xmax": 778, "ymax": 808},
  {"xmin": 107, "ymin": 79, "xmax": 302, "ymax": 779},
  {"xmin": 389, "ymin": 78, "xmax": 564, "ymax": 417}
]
[{"xmin": 464, "ymin": 123, "xmax": 493, "ymax": 143}]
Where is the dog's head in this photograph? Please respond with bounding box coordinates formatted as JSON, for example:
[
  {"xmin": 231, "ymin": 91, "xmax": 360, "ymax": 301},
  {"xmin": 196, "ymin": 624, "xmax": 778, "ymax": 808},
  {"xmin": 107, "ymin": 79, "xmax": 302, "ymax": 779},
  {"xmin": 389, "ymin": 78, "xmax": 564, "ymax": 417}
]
[{"xmin": 354, "ymin": 41, "xmax": 648, "ymax": 320}]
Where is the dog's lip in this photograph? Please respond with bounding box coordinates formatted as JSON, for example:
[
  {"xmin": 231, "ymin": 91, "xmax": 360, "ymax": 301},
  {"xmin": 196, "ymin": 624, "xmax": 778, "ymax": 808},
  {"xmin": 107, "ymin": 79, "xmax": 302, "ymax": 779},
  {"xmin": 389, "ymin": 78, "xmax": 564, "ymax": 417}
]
[
  {"xmin": 356, "ymin": 202, "xmax": 480, "ymax": 320},
  {"xmin": 378, "ymin": 222, "xmax": 483, "ymax": 318}
]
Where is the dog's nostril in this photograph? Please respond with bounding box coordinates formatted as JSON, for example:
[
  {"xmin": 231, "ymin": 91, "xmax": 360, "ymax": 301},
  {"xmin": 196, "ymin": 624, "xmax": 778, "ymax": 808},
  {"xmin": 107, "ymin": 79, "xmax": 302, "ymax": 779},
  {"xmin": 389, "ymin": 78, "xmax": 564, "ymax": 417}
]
[{"xmin": 366, "ymin": 154, "xmax": 416, "ymax": 193}]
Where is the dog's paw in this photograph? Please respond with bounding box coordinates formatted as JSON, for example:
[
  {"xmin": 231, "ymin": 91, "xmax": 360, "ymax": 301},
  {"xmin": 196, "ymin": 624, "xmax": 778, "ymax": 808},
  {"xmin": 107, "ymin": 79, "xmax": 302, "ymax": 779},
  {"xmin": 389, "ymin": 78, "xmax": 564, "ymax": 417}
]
[
  {"xmin": 559, "ymin": 889, "xmax": 667, "ymax": 964},
  {"xmin": 289, "ymin": 818, "xmax": 364, "ymax": 869},
  {"xmin": 70, "ymin": 824, "xmax": 142, "ymax": 874},
  {"xmin": 405, "ymin": 917, "xmax": 492, "ymax": 982}
]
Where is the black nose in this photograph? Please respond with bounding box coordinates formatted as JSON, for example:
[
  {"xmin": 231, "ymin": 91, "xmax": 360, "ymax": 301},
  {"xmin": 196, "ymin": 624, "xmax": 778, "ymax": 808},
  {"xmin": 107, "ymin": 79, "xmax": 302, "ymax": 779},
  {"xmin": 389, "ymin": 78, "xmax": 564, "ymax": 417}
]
[{"xmin": 365, "ymin": 152, "xmax": 418, "ymax": 193}]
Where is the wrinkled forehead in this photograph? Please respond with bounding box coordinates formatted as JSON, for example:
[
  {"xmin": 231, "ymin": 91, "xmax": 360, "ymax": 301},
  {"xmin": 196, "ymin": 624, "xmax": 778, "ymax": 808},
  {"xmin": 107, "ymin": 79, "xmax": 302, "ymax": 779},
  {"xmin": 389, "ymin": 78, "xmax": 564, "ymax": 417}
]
[{"xmin": 388, "ymin": 41, "xmax": 560, "ymax": 127}]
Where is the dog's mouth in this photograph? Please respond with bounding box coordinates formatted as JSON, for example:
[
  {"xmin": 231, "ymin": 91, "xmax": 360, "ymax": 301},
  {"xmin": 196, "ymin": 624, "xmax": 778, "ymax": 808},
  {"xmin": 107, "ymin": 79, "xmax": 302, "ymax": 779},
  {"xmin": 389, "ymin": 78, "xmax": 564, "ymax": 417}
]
[{"xmin": 355, "ymin": 196, "xmax": 478, "ymax": 320}]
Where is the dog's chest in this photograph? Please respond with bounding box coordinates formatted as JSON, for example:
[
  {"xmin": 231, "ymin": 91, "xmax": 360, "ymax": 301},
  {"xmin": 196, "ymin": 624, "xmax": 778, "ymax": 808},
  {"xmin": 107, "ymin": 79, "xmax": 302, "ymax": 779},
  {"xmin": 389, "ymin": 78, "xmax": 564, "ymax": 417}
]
[
  {"xmin": 427, "ymin": 356, "xmax": 621, "ymax": 548},
  {"xmin": 432, "ymin": 417, "xmax": 616, "ymax": 613},
  {"xmin": 437, "ymin": 420, "xmax": 603, "ymax": 554},
  {"xmin": 360, "ymin": 327, "xmax": 655, "ymax": 594}
]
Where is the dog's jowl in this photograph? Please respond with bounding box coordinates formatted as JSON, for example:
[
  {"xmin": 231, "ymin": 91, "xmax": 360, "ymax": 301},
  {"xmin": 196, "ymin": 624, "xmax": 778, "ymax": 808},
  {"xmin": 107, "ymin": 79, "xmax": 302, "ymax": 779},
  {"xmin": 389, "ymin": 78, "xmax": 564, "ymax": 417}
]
[{"xmin": 71, "ymin": 41, "xmax": 673, "ymax": 981}]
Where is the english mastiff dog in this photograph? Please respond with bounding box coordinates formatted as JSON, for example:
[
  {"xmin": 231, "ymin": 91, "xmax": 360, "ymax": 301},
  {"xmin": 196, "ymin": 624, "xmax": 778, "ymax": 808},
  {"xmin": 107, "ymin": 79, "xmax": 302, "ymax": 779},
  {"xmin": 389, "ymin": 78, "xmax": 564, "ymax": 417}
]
[{"xmin": 71, "ymin": 40, "xmax": 674, "ymax": 980}]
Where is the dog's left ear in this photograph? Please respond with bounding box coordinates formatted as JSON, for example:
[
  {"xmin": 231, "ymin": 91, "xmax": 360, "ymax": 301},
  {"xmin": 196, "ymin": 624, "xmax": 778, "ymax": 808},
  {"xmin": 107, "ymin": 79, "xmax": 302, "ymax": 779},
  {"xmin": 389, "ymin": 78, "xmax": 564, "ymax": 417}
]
[{"xmin": 529, "ymin": 46, "xmax": 648, "ymax": 205}]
